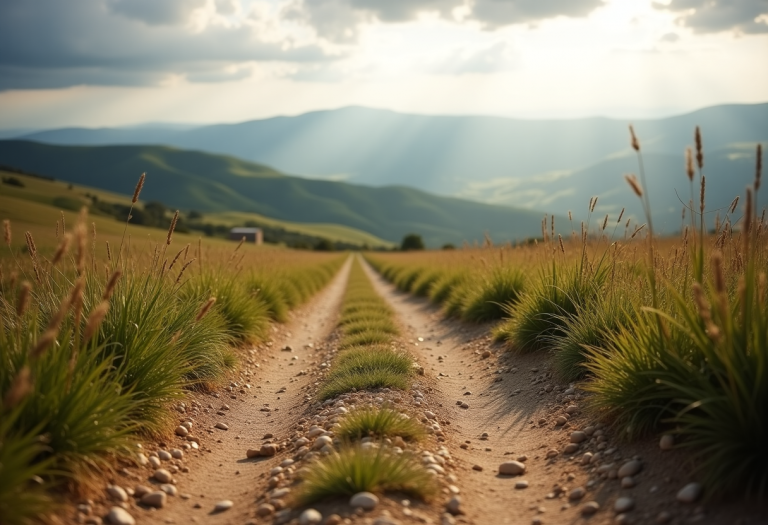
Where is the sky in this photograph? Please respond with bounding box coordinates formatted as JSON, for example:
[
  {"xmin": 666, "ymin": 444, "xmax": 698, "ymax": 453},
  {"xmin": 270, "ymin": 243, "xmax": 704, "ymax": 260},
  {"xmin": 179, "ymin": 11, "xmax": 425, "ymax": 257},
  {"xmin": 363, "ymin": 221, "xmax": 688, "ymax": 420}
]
[{"xmin": 1, "ymin": 0, "xmax": 767, "ymax": 129}]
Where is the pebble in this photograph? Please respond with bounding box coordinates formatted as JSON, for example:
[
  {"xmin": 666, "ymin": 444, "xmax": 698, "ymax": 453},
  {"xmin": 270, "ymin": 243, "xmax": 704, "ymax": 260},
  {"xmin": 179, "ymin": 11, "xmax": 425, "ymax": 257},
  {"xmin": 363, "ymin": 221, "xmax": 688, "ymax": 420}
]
[
  {"xmin": 158, "ymin": 450, "xmax": 172, "ymax": 461},
  {"xmin": 546, "ymin": 449, "xmax": 558, "ymax": 459},
  {"xmin": 373, "ymin": 518, "xmax": 401, "ymax": 525},
  {"xmin": 106, "ymin": 485, "xmax": 128, "ymax": 502},
  {"xmin": 555, "ymin": 416, "xmax": 567, "ymax": 426},
  {"xmin": 350, "ymin": 491, "xmax": 379, "ymax": 510},
  {"xmin": 581, "ymin": 452, "xmax": 593, "ymax": 465},
  {"xmin": 446, "ymin": 496, "xmax": 462, "ymax": 515},
  {"xmin": 106, "ymin": 507, "xmax": 135, "ymax": 525},
  {"xmin": 261, "ymin": 443, "xmax": 278, "ymax": 456},
  {"xmin": 569, "ymin": 487, "xmax": 586, "ymax": 500},
  {"xmin": 515, "ymin": 480, "xmax": 529, "ymax": 489},
  {"xmin": 324, "ymin": 514, "xmax": 342, "ymax": 525},
  {"xmin": 618, "ymin": 460, "xmax": 642, "ymax": 478},
  {"xmin": 425, "ymin": 411, "xmax": 436, "ymax": 419},
  {"xmin": 676, "ymin": 482, "xmax": 702, "ymax": 503},
  {"xmin": 160, "ymin": 484, "xmax": 178, "ymax": 496},
  {"xmin": 140, "ymin": 491, "xmax": 167, "ymax": 508},
  {"xmin": 581, "ymin": 501, "xmax": 600, "ymax": 515},
  {"xmin": 498, "ymin": 461, "xmax": 526, "ymax": 476},
  {"xmin": 656, "ymin": 511, "xmax": 672, "ymax": 523},
  {"xmin": 133, "ymin": 485, "xmax": 151, "ymax": 497},
  {"xmin": 215, "ymin": 422, "xmax": 229, "ymax": 431},
  {"xmin": 614, "ymin": 497, "xmax": 634, "ymax": 513},
  {"xmin": 214, "ymin": 500, "xmax": 234, "ymax": 512},
  {"xmin": 149, "ymin": 456, "xmax": 161, "ymax": 469},
  {"xmin": 152, "ymin": 469, "xmax": 172, "ymax": 483},
  {"xmin": 256, "ymin": 503, "xmax": 275, "ymax": 516},
  {"xmin": 570, "ymin": 431, "xmax": 587, "ymax": 443},
  {"xmin": 621, "ymin": 476, "xmax": 635, "ymax": 488},
  {"xmin": 472, "ymin": 465, "xmax": 483, "ymax": 471},
  {"xmin": 660, "ymin": 434, "xmax": 674, "ymax": 451},
  {"xmin": 313, "ymin": 436, "xmax": 333, "ymax": 450},
  {"xmin": 564, "ymin": 444, "xmax": 579, "ymax": 454},
  {"xmin": 299, "ymin": 509, "xmax": 322, "ymax": 525},
  {"xmin": 565, "ymin": 405, "xmax": 578, "ymax": 414},
  {"xmin": 170, "ymin": 448, "xmax": 183, "ymax": 459},
  {"xmin": 175, "ymin": 426, "xmax": 188, "ymax": 437}
]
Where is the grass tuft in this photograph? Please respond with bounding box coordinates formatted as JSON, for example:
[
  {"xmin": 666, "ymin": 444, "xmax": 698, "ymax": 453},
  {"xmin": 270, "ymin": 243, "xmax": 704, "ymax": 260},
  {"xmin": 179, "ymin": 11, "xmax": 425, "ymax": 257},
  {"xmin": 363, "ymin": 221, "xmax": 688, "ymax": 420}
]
[{"xmin": 335, "ymin": 406, "xmax": 424, "ymax": 442}]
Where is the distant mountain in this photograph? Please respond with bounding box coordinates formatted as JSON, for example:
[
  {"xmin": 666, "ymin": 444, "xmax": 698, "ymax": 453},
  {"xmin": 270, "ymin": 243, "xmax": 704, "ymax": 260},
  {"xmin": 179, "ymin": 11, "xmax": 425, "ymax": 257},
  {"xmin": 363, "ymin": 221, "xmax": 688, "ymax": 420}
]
[
  {"xmin": 18, "ymin": 104, "xmax": 767, "ymax": 229},
  {"xmin": 0, "ymin": 140, "xmax": 547, "ymax": 247}
]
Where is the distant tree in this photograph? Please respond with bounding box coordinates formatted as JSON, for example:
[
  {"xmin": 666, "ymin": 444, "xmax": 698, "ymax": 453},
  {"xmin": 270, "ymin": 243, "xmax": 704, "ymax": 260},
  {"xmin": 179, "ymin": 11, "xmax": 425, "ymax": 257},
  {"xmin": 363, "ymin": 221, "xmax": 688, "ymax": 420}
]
[
  {"xmin": 188, "ymin": 209, "xmax": 203, "ymax": 220},
  {"xmin": 441, "ymin": 243, "xmax": 455, "ymax": 250},
  {"xmin": 314, "ymin": 238, "xmax": 335, "ymax": 251},
  {"xmin": 1, "ymin": 176, "xmax": 24, "ymax": 188},
  {"xmin": 400, "ymin": 233, "xmax": 425, "ymax": 251}
]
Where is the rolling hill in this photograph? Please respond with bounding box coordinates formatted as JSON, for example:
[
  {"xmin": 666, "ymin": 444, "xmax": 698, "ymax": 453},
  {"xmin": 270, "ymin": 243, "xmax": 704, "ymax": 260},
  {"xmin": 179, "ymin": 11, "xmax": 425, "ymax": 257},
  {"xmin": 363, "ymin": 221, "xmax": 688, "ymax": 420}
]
[{"xmin": 0, "ymin": 141, "xmax": 548, "ymax": 247}]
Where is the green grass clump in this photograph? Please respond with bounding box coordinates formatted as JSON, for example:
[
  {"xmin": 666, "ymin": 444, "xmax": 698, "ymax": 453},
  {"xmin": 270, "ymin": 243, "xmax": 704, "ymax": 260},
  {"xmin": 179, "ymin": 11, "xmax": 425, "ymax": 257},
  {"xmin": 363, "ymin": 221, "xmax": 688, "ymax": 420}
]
[
  {"xmin": 339, "ymin": 329, "xmax": 397, "ymax": 349},
  {"xmin": 411, "ymin": 269, "xmax": 442, "ymax": 297},
  {"xmin": 462, "ymin": 266, "xmax": 525, "ymax": 322},
  {"xmin": 295, "ymin": 446, "xmax": 437, "ymax": 504},
  {"xmin": 342, "ymin": 318, "xmax": 399, "ymax": 337},
  {"xmin": 429, "ymin": 270, "xmax": 470, "ymax": 305},
  {"xmin": 319, "ymin": 346, "xmax": 413, "ymax": 400},
  {"xmin": 494, "ymin": 264, "xmax": 606, "ymax": 352},
  {"xmin": 336, "ymin": 407, "xmax": 424, "ymax": 442}
]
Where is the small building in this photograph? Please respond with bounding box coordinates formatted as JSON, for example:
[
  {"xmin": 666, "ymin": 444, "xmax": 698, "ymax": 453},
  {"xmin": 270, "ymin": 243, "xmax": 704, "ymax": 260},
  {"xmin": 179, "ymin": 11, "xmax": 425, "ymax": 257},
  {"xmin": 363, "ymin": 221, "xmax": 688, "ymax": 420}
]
[{"xmin": 230, "ymin": 227, "xmax": 263, "ymax": 245}]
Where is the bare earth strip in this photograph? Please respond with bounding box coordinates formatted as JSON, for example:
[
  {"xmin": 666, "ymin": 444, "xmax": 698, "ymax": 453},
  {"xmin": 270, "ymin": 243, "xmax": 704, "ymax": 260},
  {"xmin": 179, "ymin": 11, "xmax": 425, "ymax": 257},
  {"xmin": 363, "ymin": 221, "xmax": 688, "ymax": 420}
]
[
  {"xmin": 360, "ymin": 259, "xmax": 764, "ymax": 525},
  {"xmin": 133, "ymin": 258, "xmax": 353, "ymax": 525}
]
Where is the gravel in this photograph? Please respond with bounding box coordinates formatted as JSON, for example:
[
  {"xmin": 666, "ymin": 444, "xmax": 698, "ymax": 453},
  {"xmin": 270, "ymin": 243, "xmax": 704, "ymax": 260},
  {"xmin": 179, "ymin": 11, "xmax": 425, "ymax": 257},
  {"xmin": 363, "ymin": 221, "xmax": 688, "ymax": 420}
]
[
  {"xmin": 570, "ymin": 431, "xmax": 588, "ymax": 443},
  {"xmin": 569, "ymin": 487, "xmax": 586, "ymax": 500},
  {"xmin": 618, "ymin": 460, "xmax": 642, "ymax": 478},
  {"xmin": 299, "ymin": 509, "xmax": 323, "ymax": 525},
  {"xmin": 106, "ymin": 485, "xmax": 127, "ymax": 502},
  {"xmin": 581, "ymin": 501, "xmax": 600, "ymax": 515},
  {"xmin": 614, "ymin": 497, "xmax": 635, "ymax": 513},
  {"xmin": 152, "ymin": 469, "xmax": 172, "ymax": 483}
]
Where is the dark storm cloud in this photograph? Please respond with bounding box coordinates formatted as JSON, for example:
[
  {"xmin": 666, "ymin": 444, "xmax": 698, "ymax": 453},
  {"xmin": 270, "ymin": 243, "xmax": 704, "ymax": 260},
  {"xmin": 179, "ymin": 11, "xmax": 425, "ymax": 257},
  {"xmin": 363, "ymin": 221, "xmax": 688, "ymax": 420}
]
[
  {"xmin": 657, "ymin": 0, "xmax": 768, "ymax": 34},
  {"xmin": 285, "ymin": 0, "xmax": 604, "ymax": 42},
  {"xmin": 0, "ymin": 0, "xmax": 332, "ymax": 90}
]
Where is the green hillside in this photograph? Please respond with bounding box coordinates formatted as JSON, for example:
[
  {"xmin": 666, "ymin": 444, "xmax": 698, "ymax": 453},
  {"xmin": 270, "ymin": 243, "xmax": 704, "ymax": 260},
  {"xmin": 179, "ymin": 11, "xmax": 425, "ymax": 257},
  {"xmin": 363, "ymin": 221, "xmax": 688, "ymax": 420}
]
[
  {"xmin": 0, "ymin": 169, "xmax": 392, "ymax": 248},
  {"xmin": 0, "ymin": 140, "xmax": 547, "ymax": 247}
]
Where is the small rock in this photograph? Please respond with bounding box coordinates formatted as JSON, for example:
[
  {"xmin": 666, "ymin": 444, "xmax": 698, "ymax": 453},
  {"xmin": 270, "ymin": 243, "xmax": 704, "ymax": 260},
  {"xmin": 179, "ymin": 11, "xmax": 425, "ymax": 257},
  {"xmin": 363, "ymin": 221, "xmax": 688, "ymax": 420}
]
[
  {"xmin": 324, "ymin": 515, "xmax": 342, "ymax": 525},
  {"xmin": 546, "ymin": 449, "xmax": 559, "ymax": 459},
  {"xmin": 256, "ymin": 503, "xmax": 275, "ymax": 517},
  {"xmin": 140, "ymin": 491, "xmax": 167, "ymax": 509},
  {"xmin": 618, "ymin": 460, "xmax": 642, "ymax": 478},
  {"xmin": 246, "ymin": 448, "xmax": 260, "ymax": 458},
  {"xmin": 621, "ymin": 476, "xmax": 635, "ymax": 488},
  {"xmin": 214, "ymin": 500, "xmax": 233, "ymax": 512},
  {"xmin": 159, "ymin": 484, "xmax": 177, "ymax": 496},
  {"xmin": 133, "ymin": 485, "xmax": 151, "ymax": 498},
  {"xmin": 106, "ymin": 485, "xmax": 127, "ymax": 502},
  {"xmin": 313, "ymin": 436, "xmax": 333, "ymax": 450},
  {"xmin": 446, "ymin": 496, "xmax": 461, "ymax": 515},
  {"xmin": 299, "ymin": 508, "xmax": 323, "ymax": 525},
  {"xmin": 481, "ymin": 350, "xmax": 491, "ymax": 358},
  {"xmin": 676, "ymin": 483, "xmax": 702, "ymax": 503},
  {"xmin": 615, "ymin": 497, "xmax": 634, "ymax": 513},
  {"xmin": 581, "ymin": 452, "xmax": 593, "ymax": 465},
  {"xmin": 215, "ymin": 422, "xmax": 229, "ymax": 431},
  {"xmin": 565, "ymin": 405, "xmax": 578, "ymax": 414},
  {"xmin": 373, "ymin": 518, "xmax": 400, "ymax": 525},
  {"xmin": 152, "ymin": 469, "xmax": 172, "ymax": 483},
  {"xmin": 555, "ymin": 416, "xmax": 567, "ymax": 426},
  {"xmin": 581, "ymin": 501, "xmax": 600, "ymax": 515},
  {"xmin": 175, "ymin": 426, "xmax": 188, "ymax": 437},
  {"xmin": 660, "ymin": 434, "xmax": 674, "ymax": 451},
  {"xmin": 472, "ymin": 465, "xmax": 483, "ymax": 471},
  {"xmin": 260, "ymin": 443, "xmax": 278, "ymax": 456},
  {"xmin": 106, "ymin": 507, "xmax": 134, "ymax": 525},
  {"xmin": 515, "ymin": 480, "xmax": 529, "ymax": 489},
  {"xmin": 498, "ymin": 461, "xmax": 526, "ymax": 476},
  {"xmin": 425, "ymin": 411, "xmax": 436, "ymax": 419},
  {"xmin": 350, "ymin": 492, "xmax": 378, "ymax": 510},
  {"xmin": 570, "ymin": 431, "xmax": 587, "ymax": 443},
  {"xmin": 656, "ymin": 511, "xmax": 672, "ymax": 523},
  {"xmin": 569, "ymin": 487, "xmax": 586, "ymax": 500},
  {"xmin": 158, "ymin": 450, "xmax": 172, "ymax": 461},
  {"xmin": 170, "ymin": 448, "xmax": 183, "ymax": 459},
  {"xmin": 564, "ymin": 443, "xmax": 579, "ymax": 454}
]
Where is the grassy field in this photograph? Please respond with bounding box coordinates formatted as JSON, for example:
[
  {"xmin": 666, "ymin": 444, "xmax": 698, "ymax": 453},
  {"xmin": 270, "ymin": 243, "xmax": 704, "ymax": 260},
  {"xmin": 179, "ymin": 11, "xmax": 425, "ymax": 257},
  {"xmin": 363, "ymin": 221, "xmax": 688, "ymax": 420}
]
[
  {"xmin": 0, "ymin": 173, "xmax": 345, "ymax": 525},
  {"xmin": 0, "ymin": 170, "xmax": 393, "ymax": 248},
  {"xmin": 366, "ymin": 136, "xmax": 767, "ymax": 500}
]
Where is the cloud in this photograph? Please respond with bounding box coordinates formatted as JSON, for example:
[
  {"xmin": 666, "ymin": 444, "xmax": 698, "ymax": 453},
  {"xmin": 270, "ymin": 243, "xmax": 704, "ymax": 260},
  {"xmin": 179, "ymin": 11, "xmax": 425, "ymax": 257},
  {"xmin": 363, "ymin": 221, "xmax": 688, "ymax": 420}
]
[
  {"xmin": 660, "ymin": 32, "xmax": 679, "ymax": 42},
  {"xmin": 287, "ymin": 0, "xmax": 605, "ymax": 42},
  {"xmin": 656, "ymin": 0, "xmax": 768, "ymax": 34},
  {"xmin": 0, "ymin": 0, "xmax": 333, "ymax": 90},
  {"xmin": 107, "ymin": 0, "xmax": 206, "ymax": 26},
  {"xmin": 435, "ymin": 42, "xmax": 517, "ymax": 75}
]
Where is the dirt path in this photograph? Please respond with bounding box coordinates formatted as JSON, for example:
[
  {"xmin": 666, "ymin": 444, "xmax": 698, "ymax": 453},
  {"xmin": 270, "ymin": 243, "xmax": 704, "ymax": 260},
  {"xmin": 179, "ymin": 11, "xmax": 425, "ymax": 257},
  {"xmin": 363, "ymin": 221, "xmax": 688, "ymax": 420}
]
[
  {"xmin": 128, "ymin": 257, "xmax": 353, "ymax": 525},
  {"xmin": 360, "ymin": 260, "xmax": 764, "ymax": 525}
]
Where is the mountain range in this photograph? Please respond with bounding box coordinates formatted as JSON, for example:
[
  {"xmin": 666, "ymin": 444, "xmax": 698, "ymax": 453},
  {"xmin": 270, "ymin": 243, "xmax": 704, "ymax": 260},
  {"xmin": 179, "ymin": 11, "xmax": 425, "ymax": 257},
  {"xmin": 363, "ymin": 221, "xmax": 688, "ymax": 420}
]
[{"xmin": 14, "ymin": 103, "xmax": 767, "ymax": 231}]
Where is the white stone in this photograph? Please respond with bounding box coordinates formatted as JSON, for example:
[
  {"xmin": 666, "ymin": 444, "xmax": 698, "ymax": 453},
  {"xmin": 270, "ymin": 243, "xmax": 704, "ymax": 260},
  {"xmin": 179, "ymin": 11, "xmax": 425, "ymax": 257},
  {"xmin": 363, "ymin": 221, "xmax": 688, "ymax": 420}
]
[
  {"xmin": 175, "ymin": 426, "xmax": 188, "ymax": 437},
  {"xmin": 618, "ymin": 460, "xmax": 642, "ymax": 478},
  {"xmin": 350, "ymin": 491, "xmax": 379, "ymax": 510},
  {"xmin": 215, "ymin": 422, "xmax": 229, "ymax": 430},
  {"xmin": 214, "ymin": 500, "xmax": 234, "ymax": 512},
  {"xmin": 299, "ymin": 508, "xmax": 323, "ymax": 525},
  {"xmin": 498, "ymin": 461, "xmax": 526, "ymax": 476},
  {"xmin": 140, "ymin": 491, "xmax": 167, "ymax": 508},
  {"xmin": 106, "ymin": 507, "xmax": 135, "ymax": 525},
  {"xmin": 676, "ymin": 483, "xmax": 702, "ymax": 503},
  {"xmin": 614, "ymin": 497, "xmax": 634, "ymax": 513},
  {"xmin": 106, "ymin": 485, "xmax": 128, "ymax": 502},
  {"xmin": 660, "ymin": 434, "xmax": 674, "ymax": 451}
]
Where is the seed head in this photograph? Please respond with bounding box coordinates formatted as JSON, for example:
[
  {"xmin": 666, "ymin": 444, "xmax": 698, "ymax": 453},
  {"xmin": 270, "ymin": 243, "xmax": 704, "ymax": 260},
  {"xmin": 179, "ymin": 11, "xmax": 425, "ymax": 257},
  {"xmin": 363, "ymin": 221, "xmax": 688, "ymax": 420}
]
[
  {"xmin": 166, "ymin": 210, "xmax": 179, "ymax": 246},
  {"xmin": 51, "ymin": 232, "xmax": 72, "ymax": 266},
  {"xmin": 685, "ymin": 147, "xmax": 695, "ymax": 182},
  {"xmin": 196, "ymin": 297, "xmax": 216, "ymax": 322},
  {"xmin": 617, "ymin": 208, "xmax": 625, "ymax": 224},
  {"xmin": 625, "ymin": 174, "xmax": 643, "ymax": 198},
  {"xmin": 16, "ymin": 281, "xmax": 31, "ymax": 317},
  {"xmin": 132, "ymin": 173, "xmax": 146, "ymax": 204},
  {"xmin": 700, "ymin": 175, "xmax": 706, "ymax": 214},
  {"xmin": 24, "ymin": 231, "xmax": 37, "ymax": 259},
  {"xmin": 84, "ymin": 301, "xmax": 110, "ymax": 341},
  {"xmin": 629, "ymin": 125, "xmax": 640, "ymax": 152},
  {"xmin": 729, "ymin": 196, "xmax": 740, "ymax": 214},
  {"xmin": 695, "ymin": 126, "xmax": 703, "ymax": 169},
  {"xmin": 3, "ymin": 219, "xmax": 10, "ymax": 246},
  {"xmin": 103, "ymin": 269, "xmax": 122, "ymax": 300},
  {"xmin": 711, "ymin": 251, "xmax": 726, "ymax": 295},
  {"xmin": 175, "ymin": 258, "xmax": 196, "ymax": 285},
  {"xmin": 558, "ymin": 234, "xmax": 565, "ymax": 254},
  {"xmin": 756, "ymin": 143, "xmax": 763, "ymax": 192}
]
